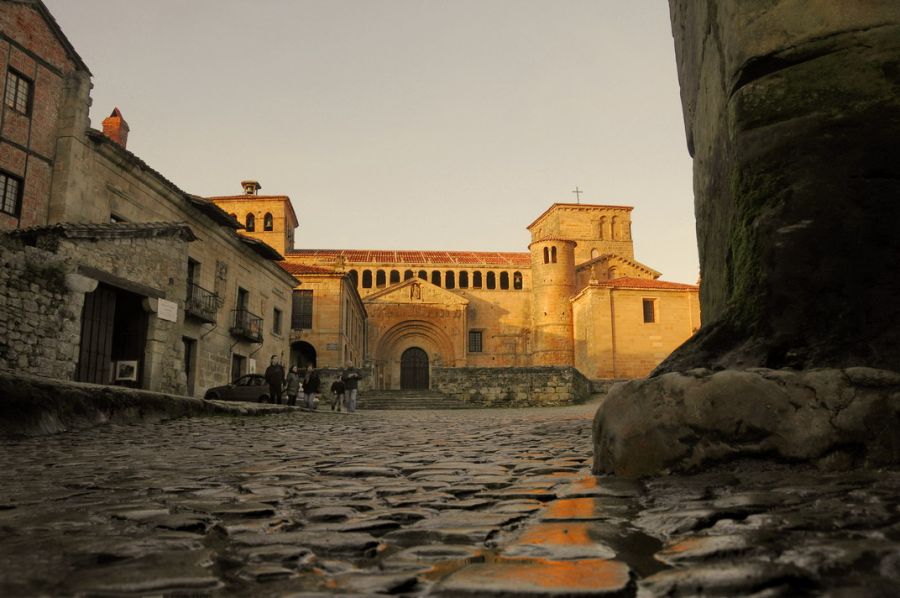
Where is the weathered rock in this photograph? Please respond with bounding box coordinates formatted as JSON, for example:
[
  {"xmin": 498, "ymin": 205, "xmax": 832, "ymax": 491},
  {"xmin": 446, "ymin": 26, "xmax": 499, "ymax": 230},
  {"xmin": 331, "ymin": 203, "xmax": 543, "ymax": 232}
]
[
  {"xmin": 434, "ymin": 559, "xmax": 633, "ymax": 596},
  {"xmin": 593, "ymin": 368, "xmax": 900, "ymax": 476}
]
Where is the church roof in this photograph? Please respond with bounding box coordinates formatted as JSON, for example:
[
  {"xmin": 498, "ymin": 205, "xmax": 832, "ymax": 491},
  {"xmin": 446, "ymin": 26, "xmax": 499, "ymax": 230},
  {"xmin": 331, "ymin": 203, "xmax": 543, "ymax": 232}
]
[
  {"xmin": 287, "ymin": 249, "xmax": 531, "ymax": 267},
  {"xmin": 593, "ymin": 277, "xmax": 698, "ymax": 291},
  {"xmin": 279, "ymin": 262, "xmax": 341, "ymax": 276},
  {"xmin": 576, "ymin": 253, "xmax": 662, "ymax": 279},
  {"xmin": 527, "ymin": 202, "xmax": 633, "ymax": 231}
]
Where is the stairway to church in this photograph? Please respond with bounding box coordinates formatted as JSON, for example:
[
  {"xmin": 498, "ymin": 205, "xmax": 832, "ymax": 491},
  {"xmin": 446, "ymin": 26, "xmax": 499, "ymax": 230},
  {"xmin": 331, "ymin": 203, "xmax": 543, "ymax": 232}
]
[{"xmin": 356, "ymin": 390, "xmax": 474, "ymax": 410}]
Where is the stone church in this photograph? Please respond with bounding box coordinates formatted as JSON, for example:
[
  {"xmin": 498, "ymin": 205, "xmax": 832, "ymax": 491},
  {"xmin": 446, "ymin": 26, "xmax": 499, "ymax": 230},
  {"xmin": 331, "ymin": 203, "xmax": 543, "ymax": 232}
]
[{"xmin": 210, "ymin": 183, "xmax": 700, "ymax": 391}]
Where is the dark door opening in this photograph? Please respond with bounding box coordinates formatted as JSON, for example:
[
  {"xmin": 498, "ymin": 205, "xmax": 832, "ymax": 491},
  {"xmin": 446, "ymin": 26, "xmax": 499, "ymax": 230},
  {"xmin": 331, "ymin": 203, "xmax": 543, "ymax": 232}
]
[
  {"xmin": 231, "ymin": 354, "xmax": 246, "ymax": 382},
  {"xmin": 76, "ymin": 283, "xmax": 148, "ymax": 387},
  {"xmin": 400, "ymin": 347, "xmax": 429, "ymax": 390},
  {"xmin": 291, "ymin": 341, "xmax": 317, "ymax": 370},
  {"xmin": 183, "ymin": 337, "xmax": 197, "ymax": 396}
]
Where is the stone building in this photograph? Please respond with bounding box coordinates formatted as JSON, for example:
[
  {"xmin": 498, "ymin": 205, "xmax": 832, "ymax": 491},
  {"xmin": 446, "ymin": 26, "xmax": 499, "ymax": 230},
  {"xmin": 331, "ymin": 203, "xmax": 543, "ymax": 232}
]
[
  {"xmin": 211, "ymin": 185, "xmax": 701, "ymax": 391},
  {"xmin": 0, "ymin": 0, "xmax": 297, "ymax": 397}
]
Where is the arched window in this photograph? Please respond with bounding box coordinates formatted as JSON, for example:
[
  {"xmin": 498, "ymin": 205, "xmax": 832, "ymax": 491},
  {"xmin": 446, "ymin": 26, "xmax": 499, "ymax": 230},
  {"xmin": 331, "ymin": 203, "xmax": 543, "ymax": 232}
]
[
  {"xmin": 390, "ymin": 270, "xmax": 400, "ymax": 284},
  {"xmin": 362, "ymin": 270, "xmax": 373, "ymax": 288},
  {"xmin": 404, "ymin": 270, "xmax": 414, "ymax": 280},
  {"xmin": 486, "ymin": 271, "xmax": 496, "ymax": 289},
  {"xmin": 591, "ymin": 248, "xmax": 600, "ymax": 259},
  {"xmin": 551, "ymin": 246, "xmax": 557, "ymax": 263},
  {"xmin": 263, "ymin": 212, "xmax": 274, "ymax": 231},
  {"xmin": 513, "ymin": 271, "xmax": 523, "ymax": 290},
  {"xmin": 598, "ymin": 217, "xmax": 606, "ymax": 240},
  {"xmin": 543, "ymin": 247, "xmax": 549, "ymax": 264},
  {"xmin": 611, "ymin": 216, "xmax": 621, "ymax": 240},
  {"xmin": 418, "ymin": 270, "xmax": 428, "ymax": 280},
  {"xmin": 229, "ymin": 213, "xmax": 238, "ymax": 221},
  {"xmin": 500, "ymin": 271, "xmax": 509, "ymax": 290},
  {"xmin": 431, "ymin": 270, "xmax": 441, "ymax": 286},
  {"xmin": 459, "ymin": 271, "xmax": 469, "ymax": 288},
  {"xmin": 376, "ymin": 270, "xmax": 386, "ymax": 287},
  {"xmin": 348, "ymin": 270, "xmax": 359, "ymax": 287},
  {"xmin": 446, "ymin": 271, "xmax": 455, "ymax": 289},
  {"xmin": 473, "ymin": 271, "xmax": 483, "ymax": 288},
  {"xmin": 245, "ymin": 213, "xmax": 255, "ymax": 232},
  {"xmin": 608, "ymin": 267, "xmax": 618, "ymax": 279}
]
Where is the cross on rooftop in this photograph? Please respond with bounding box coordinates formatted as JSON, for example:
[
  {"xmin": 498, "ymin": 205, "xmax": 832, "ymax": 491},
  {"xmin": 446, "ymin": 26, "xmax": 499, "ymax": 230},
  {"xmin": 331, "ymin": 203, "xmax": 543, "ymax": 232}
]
[{"xmin": 572, "ymin": 186, "xmax": 583, "ymax": 203}]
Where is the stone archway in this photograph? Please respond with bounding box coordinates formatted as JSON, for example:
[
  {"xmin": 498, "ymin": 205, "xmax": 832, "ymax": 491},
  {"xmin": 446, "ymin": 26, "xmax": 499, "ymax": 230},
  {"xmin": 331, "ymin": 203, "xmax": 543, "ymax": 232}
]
[
  {"xmin": 290, "ymin": 341, "xmax": 316, "ymax": 369},
  {"xmin": 400, "ymin": 347, "xmax": 429, "ymax": 390},
  {"xmin": 372, "ymin": 320, "xmax": 456, "ymax": 390}
]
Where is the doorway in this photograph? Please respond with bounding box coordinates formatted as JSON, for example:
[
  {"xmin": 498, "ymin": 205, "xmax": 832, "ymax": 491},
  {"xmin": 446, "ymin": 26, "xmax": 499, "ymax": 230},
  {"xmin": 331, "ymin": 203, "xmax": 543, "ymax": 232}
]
[
  {"xmin": 291, "ymin": 341, "xmax": 317, "ymax": 369},
  {"xmin": 400, "ymin": 347, "xmax": 429, "ymax": 390}
]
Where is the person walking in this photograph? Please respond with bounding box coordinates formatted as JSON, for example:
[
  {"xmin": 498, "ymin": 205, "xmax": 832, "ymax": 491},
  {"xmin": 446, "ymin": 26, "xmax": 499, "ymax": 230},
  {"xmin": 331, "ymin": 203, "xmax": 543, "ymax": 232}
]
[
  {"xmin": 264, "ymin": 355, "xmax": 285, "ymax": 404},
  {"xmin": 341, "ymin": 361, "xmax": 360, "ymax": 413},
  {"xmin": 285, "ymin": 365, "xmax": 301, "ymax": 406},
  {"xmin": 330, "ymin": 377, "xmax": 346, "ymax": 411},
  {"xmin": 302, "ymin": 365, "xmax": 321, "ymax": 410}
]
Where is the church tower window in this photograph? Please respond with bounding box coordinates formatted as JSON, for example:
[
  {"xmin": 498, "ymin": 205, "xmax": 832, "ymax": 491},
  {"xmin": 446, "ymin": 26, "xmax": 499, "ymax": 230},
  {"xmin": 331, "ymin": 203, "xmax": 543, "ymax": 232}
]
[
  {"xmin": 543, "ymin": 247, "xmax": 549, "ymax": 264},
  {"xmin": 245, "ymin": 213, "xmax": 255, "ymax": 232},
  {"xmin": 263, "ymin": 212, "xmax": 274, "ymax": 231},
  {"xmin": 551, "ymin": 246, "xmax": 557, "ymax": 263},
  {"xmin": 513, "ymin": 271, "xmax": 523, "ymax": 290}
]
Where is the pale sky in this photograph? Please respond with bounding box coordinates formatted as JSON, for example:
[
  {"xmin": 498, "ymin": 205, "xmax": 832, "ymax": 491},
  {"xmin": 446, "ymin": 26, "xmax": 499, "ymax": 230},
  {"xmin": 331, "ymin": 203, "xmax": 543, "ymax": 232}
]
[{"xmin": 44, "ymin": 0, "xmax": 699, "ymax": 283}]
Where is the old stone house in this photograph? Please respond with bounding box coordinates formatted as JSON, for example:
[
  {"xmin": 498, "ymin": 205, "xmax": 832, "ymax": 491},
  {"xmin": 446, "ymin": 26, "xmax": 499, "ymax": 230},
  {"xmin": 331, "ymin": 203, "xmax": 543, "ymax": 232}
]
[
  {"xmin": 211, "ymin": 184, "xmax": 701, "ymax": 394},
  {"xmin": 0, "ymin": 0, "xmax": 297, "ymax": 397}
]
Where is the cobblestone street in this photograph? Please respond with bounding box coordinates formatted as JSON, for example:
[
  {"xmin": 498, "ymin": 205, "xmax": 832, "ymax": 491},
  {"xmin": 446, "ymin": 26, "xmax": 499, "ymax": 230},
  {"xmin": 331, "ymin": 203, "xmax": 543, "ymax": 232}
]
[{"xmin": 2, "ymin": 404, "xmax": 900, "ymax": 597}]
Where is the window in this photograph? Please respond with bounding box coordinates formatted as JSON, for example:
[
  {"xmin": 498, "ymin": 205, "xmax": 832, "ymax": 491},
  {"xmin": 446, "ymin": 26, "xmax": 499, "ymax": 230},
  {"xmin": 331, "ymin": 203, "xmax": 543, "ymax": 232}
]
[
  {"xmin": 473, "ymin": 271, "xmax": 483, "ymax": 288},
  {"xmin": 468, "ymin": 330, "xmax": 483, "ymax": 353},
  {"xmin": 245, "ymin": 213, "xmax": 255, "ymax": 231},
  {"xmin": 229, "ymin": 213, "xmax": 238, "ymax": 220},
  {"xmin": 236, "ymin": 287, "xmax": 249, "ymax": 310},
  {"xmin": 418, "ymin": 270, "xmax": 427, "ymax": 280},
  {"xmin": 263, "ymin": 212, "xmax": 274, "ymax": 231},
  {"xmin": 513, "ymin": 271, "xmax": 523, "ymax": 290},
  {"xmin": 499, "ymin": 272, "xmax": 509, "ymax": 290},
  {"xmin": 486, "ymin": 271, "xmax": 496, "ymax": 289},
  {"xmin": 5, "ymin": 69, "xmax": 31, "ymax": 115},
  {"xmin": 642, "ymin": 298, "xmax": 656, "ymax": 324},
  {"xmin": 390, "ymin": 270, "xmax": 400, "ymax": 284},
  {"xmin": 551, "ymin": 246, "xmax": 557, "ymax": 263},
  {"xmin": 459, "ymin": 271, "xmax": 469, "ymax": 288},
  {"xmin": 543, "ymin": 247, "xmax": 549, "ymax": 264},
  {"xmin": 404, "ymin": 269, "xmax": 414, "ymax": 280},
  {"xmin": 445, "ymin": 271, "xmax": 455, "ymax": 289},
  {"xmin": 273, "ymin": 307, "xmax": 283, "ymax": 334},
  {"xmin": 348, "ymin": 269, "xmax": 359, "ymax": 287},
  {"xmin": 0, "ymin": 171, "xmax": 22, "ymax": 217},
  {"xmin": 362, "ymin": 270, "xmax": 373, "ymax": 288},
  {"xmin": 292, "ymin": 290, "xmax": 313, "ymax": 329},
  {"xmin": 376, "ymin": 270, "xmax": 386, "ymax": 287},
  {"xmin": 431, "ymin": 270, "xmax": 441, "ymax": 286}
]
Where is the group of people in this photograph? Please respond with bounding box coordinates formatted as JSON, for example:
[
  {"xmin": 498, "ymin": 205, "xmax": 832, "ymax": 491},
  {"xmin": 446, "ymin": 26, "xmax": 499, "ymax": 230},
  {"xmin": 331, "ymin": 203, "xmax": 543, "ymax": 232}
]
[{"xmin": 264, "ymin": 356, "xmax": 361, "ymax": 413}]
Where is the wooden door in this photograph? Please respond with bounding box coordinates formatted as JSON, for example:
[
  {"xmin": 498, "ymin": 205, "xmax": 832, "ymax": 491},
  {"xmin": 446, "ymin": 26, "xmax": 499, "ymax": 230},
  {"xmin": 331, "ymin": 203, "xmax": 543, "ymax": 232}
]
[
  {"xmin": 400, "ymin": 347, "xmax": 429, "ymax": 390},
  {"xmin": 75, "ymin": 285, "xmax": 117, "ymax": 384}
]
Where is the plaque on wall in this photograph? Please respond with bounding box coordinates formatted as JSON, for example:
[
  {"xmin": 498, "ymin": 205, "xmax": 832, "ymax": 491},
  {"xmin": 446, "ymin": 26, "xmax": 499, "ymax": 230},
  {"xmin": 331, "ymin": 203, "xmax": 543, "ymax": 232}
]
[
  {"xmin": 157, "ymin": 299, "xmax": 178, "ymax": 322},
  {"xmin": 326, "ymin": 343, "xmax": 339, "ymax": 351}
]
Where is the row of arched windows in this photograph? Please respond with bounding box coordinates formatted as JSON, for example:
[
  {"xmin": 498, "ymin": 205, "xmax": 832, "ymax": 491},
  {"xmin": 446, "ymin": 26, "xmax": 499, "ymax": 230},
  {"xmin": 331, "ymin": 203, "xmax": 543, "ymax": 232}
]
[
  {"xmin": 349, "ymin": 269, "xmax": 524, "ymax": 291},
  {"xmin": 229, "ymin": 212, "xmax": 274, "ymax": 233},
  {"xmin": 596, "ymin": 216, "xmax": 629, "ymax": 241}
]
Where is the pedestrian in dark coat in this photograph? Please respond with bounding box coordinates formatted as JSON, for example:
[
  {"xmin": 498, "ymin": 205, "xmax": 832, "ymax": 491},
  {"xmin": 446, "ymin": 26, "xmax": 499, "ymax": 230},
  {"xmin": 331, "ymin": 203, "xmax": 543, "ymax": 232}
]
[
  {"xmin": 302, "ymin": 365, "xmax": 321, "ymax": 409},
  {"xmin": 330, "ymin": 378, "xmax": 346, "ymax": 411},
  {"xmin": 264, "ymin": 355, "xmax": 285, "ymax": 404},
  {"xmin": 285, "ymin": 366, "xmax": 301, "ymax": 406}
]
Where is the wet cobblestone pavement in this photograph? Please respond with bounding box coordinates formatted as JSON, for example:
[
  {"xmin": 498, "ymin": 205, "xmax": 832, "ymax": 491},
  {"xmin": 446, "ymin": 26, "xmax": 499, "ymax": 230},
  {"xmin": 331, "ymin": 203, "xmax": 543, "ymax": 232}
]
[{"xmin": 2, "ymin": 404, "xmax": 900, "ymax": 596}]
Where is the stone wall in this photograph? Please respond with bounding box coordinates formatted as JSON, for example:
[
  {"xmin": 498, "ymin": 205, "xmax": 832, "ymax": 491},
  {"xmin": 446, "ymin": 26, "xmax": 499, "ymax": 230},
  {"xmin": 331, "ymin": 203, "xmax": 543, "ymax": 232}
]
[
  {"xmin": 0, "ymin": 236, "xmax": 82, "ymax": 380},
  {"xmin": 432, "ymin": 366, "xmax": 591, "ymax": 407}
]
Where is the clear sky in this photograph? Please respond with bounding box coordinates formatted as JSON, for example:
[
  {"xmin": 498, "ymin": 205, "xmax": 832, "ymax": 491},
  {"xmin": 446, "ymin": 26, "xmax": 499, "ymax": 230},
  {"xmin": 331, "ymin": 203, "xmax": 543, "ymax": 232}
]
[{"xmin": 44, "ymin": 0, "xmax": 699, "ymax": 283}]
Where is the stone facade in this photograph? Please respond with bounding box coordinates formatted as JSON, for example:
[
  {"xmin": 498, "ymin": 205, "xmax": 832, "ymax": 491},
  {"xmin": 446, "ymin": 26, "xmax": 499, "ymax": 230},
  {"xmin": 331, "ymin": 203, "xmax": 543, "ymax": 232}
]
[{"xmin": 432, "ymin": 366, "xmax": 592, "ymax": 407}]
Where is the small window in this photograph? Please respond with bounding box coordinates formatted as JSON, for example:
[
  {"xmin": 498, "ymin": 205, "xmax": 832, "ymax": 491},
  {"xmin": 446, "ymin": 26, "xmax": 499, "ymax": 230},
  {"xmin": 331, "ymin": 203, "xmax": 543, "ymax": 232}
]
[
  {"xmin": 459, "ymin": 271, "xmax": 469, "ymax": 288},
  {"xmin": 245, "ymin": 213, "xmax": 255, "ymax": 231},
  {"xmin": 499, "ymin": 272, "xmax": 509, "ymax": 290},
  {"xmin": 513, "ymin": 271, "xmax": 523, "ymax": 290},
  {"xmin": 362, "ymin": 270, "xmax": 373, "ymax": 288},
  {"xmin": 273, "ymin": 307, "xmax": 283, "ymax": 334},
  {"xmin": 0, "ymin": 171, "xmax": 22, "ymax": 217},
  {"xmin": 642, "ymin": 298, "xmax": 656, "ymax": 324},
  {"xmin": 390, "ymin": 270, "xmax": 400, "ymax": 284},
  {"xmin": 376, "ymin": 270, "xmax": 386, "ymax": 287},
  {"xmin": 404, "ymin": 269, "xmax": 414, "ymax": 280},
  {"xmin": 292, "ymin": 290, "xmax": 313, "ymax": 329},
  {"xmin": 551, "ymin": 246, "xmax": 557, "ymax": 263},
  {"xmin": 263, "ymin": 212, "xmax": 274, "ymax": 231},
  {"xmin": 468, "ymin": 330, "xmax": 483, "ymax": 353},
  {"xmin": 229, "ymin": 213, "xmax": 238, "ymax": 220},
  {"xmin": 5, "ymin": 69, "xmax": 31, "ymax": 115},
  {"xmin": 473, "ymin": 271, "xmax": 483, "ymax": 288},
  {"xmin": 431, "ymin": 270, "xmax": 441, "ymax": 286},
  {"xmin": 486, "ymin": 271, "xmax": 496, "ymax": 289},
  {"xmin": 348, "ymin": 269, "xmax": 359, "ymax": 287},
  {"xmin": 418, "ymin": 270, "xmax": 428, "ymax": 280},
  {"xmin": 446, "ymin": 271, "xmax": 455, "ymax": 289},
  {"xmin": 543, "ymin": 247, "xmax": 549, "ymax": 264}
]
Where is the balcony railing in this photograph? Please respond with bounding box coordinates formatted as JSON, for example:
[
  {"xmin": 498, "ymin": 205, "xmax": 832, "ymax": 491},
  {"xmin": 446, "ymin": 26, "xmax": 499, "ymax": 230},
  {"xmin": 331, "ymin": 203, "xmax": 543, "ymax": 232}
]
[
  {"xmin": 230, "ymin": 308, "xmax": 263, "ymax": 342},
  {"xmin": 185, "ymin": 283, "xmax": 219, "ymax": 323}
]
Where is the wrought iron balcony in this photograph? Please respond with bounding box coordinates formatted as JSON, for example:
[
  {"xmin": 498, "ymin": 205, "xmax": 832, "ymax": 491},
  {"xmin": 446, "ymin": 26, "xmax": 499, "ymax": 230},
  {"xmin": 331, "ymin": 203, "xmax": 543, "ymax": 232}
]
[
  {"xmin": 230, "ymin": 308, "xmax": 263, "ymax": 342},
  {"xmin": 185, "ymin": 283, "xmax": 219, "ymax": 323}
]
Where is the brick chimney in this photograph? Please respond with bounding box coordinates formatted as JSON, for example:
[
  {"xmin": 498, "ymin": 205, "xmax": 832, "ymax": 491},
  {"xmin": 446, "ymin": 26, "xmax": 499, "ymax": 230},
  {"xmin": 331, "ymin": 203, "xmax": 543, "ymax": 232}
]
[
  {"xmin": 241, "ymin": 180, "xmax": 261, "ymax": 195},
  {"xmin": 102, "ymin": 107, "xmax": 130, "ymax": 148}
]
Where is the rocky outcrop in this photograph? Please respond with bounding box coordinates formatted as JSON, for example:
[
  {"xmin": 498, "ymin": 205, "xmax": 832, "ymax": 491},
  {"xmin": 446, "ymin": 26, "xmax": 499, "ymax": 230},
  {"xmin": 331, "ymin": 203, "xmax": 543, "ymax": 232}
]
[
  {"xmin": 593, "ymin": 368, "xmax": 900, "ymax": 476},
  {"xmin": 658, "ymin": 2, "xmax": 900, "ymax": 372}
]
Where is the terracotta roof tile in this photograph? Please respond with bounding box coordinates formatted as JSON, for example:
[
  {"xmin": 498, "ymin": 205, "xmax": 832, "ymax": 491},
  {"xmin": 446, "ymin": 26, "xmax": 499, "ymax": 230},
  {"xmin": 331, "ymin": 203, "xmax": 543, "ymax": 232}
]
[
  {"xmin": 287, "ymin": 249, "xmax": 531, "ymax": 267},
  {"xmin": 596, "ymin": 277, "xmax": 698, "ymax": 291},
  {"xmin": 279, "ymin": 262, "xmax": 339, "ymax": 276}
]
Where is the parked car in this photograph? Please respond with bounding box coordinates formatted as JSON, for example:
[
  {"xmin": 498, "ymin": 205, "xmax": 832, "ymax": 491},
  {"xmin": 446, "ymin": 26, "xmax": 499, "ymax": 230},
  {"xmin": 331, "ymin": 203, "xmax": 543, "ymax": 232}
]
[{"xmin": 204, "ymin": 374, "xmax": 271, "ymax": 403}]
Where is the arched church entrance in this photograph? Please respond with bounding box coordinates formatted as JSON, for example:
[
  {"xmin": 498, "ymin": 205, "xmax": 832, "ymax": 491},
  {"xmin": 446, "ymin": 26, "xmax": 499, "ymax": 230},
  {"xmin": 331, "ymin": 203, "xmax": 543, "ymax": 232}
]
[
  {"xmin": 291, "ymin": 341, "xmax": 316, "ymax": 369},
  {"xmin": 400, "ymin": 347, "xmax": 429, "ymax": 390}
]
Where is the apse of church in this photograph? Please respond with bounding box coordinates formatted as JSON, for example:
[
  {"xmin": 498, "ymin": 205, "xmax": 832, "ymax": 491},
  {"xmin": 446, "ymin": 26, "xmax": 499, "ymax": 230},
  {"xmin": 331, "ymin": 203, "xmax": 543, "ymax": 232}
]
[{"xmin": 209, "ymin": 185, "xmax": 700, "ymax": 388}]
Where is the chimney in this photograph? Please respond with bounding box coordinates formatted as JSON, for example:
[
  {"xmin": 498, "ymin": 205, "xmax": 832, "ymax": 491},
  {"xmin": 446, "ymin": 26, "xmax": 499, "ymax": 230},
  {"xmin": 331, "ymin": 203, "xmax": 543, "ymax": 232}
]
[
  {"xmin": 102, "ymin": 107, "xmax": 130, "ymax": 148},
  {"xmin": 241, "ymin": 180, "xmax": 261, "ymax": 195}
]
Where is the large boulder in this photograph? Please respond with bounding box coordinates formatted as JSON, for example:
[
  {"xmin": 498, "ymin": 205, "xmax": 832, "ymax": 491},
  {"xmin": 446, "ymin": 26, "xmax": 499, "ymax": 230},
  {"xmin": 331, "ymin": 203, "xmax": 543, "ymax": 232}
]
[{"xmin": 659, "ymin": 1, "xmax": 900, "ymax": 372}]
